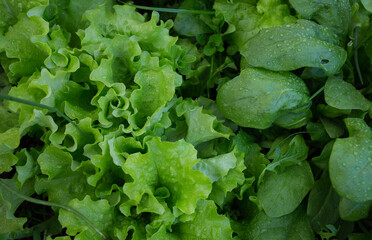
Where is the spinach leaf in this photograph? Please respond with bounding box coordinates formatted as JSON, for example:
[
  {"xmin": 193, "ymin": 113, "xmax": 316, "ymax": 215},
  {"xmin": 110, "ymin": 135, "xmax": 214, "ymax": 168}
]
[
  {"xmin": 339, "ymin": 198, "xmax": 372, "ymax": 221},
  {"xmin": 307, "ymin": 172, "xmax": 340, "ymax": 232},
  {"xmin": 257, "ymin": 161, "xmax": 314, "ymax": 217},
  {"xmin": 289, "ymin": 0, "xmax": 351, "ymax": 35},
  {"xmin": 242, "ymin": 20, "xmax": 347, "ymax": 75},
  {"xmin": 241, "ymin": 206, "xmax": 314, "ymax": 240},
  {"xmin": 324, "ymin": 77, "xmax": 371, "ymax": 112},
  {"xmin": 329, "ymin": 118, "xmax": 372, "ymax": 202},
  {"xmin": 216, "ymin": 68, "xmax": 310, "ymax": 129}
]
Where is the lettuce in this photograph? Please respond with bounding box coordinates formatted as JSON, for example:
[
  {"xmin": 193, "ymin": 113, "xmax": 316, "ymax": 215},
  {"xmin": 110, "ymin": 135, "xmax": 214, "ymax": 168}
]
[{"xmin": 0, "ymin": 0, "xmax": 371, "ymax": 239}]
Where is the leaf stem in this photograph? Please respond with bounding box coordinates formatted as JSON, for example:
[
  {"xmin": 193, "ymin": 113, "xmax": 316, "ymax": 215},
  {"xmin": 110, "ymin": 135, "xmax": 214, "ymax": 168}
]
[
  {"xmin": 0, "ymin": 94, "xmax": 85, "ymax": 136},
  {"xmin": 309, "ymin": 86, "xmax": 324, "ymax": 101},
  {"xmin": 121, "ymin": 2, "xmax": 215, "ymax": 15},
  {"xmin": 354, "ymin": 27, "xmax": 364, "ymax": 85},
  {"xmin": 0, "ymin": 180, "xmax": 106, "ymax": 239}
]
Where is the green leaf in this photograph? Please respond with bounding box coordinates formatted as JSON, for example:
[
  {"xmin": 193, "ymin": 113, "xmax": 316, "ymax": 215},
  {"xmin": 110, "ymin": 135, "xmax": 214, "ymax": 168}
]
[
  {"xmin": 329, "ymin": 118, "xmax": 372, "ymax": 202},
  {"xmin": 176, "ymin": 99, "xmax": 232, "ymax": 145},
  {"xmin": 217, "ymin": 68, "xmax": 310, "ymax": 129},
  {"xmin": 257, "ymin": 161, "xmax": 314, "ymax": 217},
  {"xmin": 311, "ymin": 140, "xmax": 335, "ymax": 170},
  {"xmin": 58, "ymin": 196, "xmax": 114, "ymax": 240},
  {"xmin": 129, "ymin": 65, "xmax": 181, "ymax": 130},
  {"xmin": 80, "ymin": 4, "xmax": 177, "ymax": 56},
  {"xmin": 0, "ymin": 0, "xmax": 48, "ymax": 34},
  {"xmin": 1, "ymin": 14, "xmax": 49, "ymax": 81},
  {"xmin": 241, "ymin": 206, "xmax": 314, "ymax": 240},
  {"xmin": 213, "ymin": 0, "xmax": 260, "ymax": 50},
  {"xmin": 320, "ymin": 116, "xmax": 345, "ymax": 139},
  {"xmin": 289, "ymin": 0, "xmax": 351, "ymax": 35},
  {"xmin": 307, "ymin": 172, "xmax": 340, "ymax": 232},
  {"xmin": 150, "ymin": 200, "xmax": 233, "ymax": 240},
  {"xmin": 174, "ymin": 0, "xmax": 214, "ymax": 37},
  {"xmin": 122, "ymin": 137, "xmax": 212, "ymax": 215},
  {"xmin": 194, "ymin": 147, "xmax": 246, "ymax": 206},
  {"xmin": 339, "ymin": 198, "xmax": 372, "ymax": 221},
  {"xmin": 324, "ymin": 77, "xmax": 371, "ymax": 111},
  {"xmin": 361, "ymin": 0, "xmax": 372, "ymax": 12},
  {"xmin": 0, "ymin": 153, "xmax": 17, "ymax": 174},
  {"xmin": 35, "ymin": 146, "xmax": 96, "ymax": 204},
  {"xmin": 16, "ymin": 148, "xmax": 39, "ymax": 187},
  {"xmin": 50, "ymin": 0, "xmax": 113, "ymax": 45},
  {"xmin": 0, "ymin": 179, "xmax": 34, "ymax": 234},
  {"xmin": 242, "ymin": 20, "xmax": 347, "ymax": 75}
]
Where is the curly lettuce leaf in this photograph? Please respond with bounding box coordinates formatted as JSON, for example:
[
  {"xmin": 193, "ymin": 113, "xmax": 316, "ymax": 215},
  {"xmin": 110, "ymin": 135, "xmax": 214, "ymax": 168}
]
[
  {"xmin": 149, "ymin": 200, "xmax": 233, "ymax": 240},
  {"xmin": 194, "ymin": 147, "xmax": 246, "ymax": 206},
  {"xmin": 175, "ymin": 99, "xmax": 232, "ymax": 145},
  {"xmin": 58, "ymin": 196, "xmax": 114, "ymax": 240},
  {"xmin": 80, "ymin": 5, "xmax": 177, "ymax": 56},
  {"xmin": 0, "ymin": 0, "xmax": 48, "ymax": 34},
  {"xmin": 1, "ymin": 14, "xmax": 49, "ymax": 81},
  {"xmin": 35, "ymin": 146, "xmax": 96, "ymax": 204},
  {"xmin": 129, "ymin": 65, "xmax": 182, "ymax": 130},
  {"xmin": 122, "ymin": 137, "xmax": 212, "ymax": 215},
  {"xmin": 0, "ymin": 179, "xmax": 34, "ymax": 234}
]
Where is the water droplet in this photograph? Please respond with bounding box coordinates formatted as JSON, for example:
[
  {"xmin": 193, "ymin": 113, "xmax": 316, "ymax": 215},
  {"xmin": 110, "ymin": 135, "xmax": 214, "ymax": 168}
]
[{"xmin": 342, "ymin": 163, "xmax": 346, "ymax": 167}]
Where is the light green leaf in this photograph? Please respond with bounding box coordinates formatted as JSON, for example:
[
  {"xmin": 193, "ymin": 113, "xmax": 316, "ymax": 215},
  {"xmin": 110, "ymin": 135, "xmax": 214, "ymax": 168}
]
[
  {"xmin": 329, "ymin": 118, "xmax": 372, "ymax": 202},
  {"xmin": 257, "ymin": 161, "xmax": 314, "ymax": 217},
  {"xmin": 176, "ymin": 99, "xmax": 232, "ymax": 146},
  {"xmin": 0, "ymin": 179, "xmax": 34, "ymax": 234},
  {"xmin": 2, "ymin": 14, "xmax": 49, "ymax": 81},
  {"xmin": 217, "ymin": 68, "xmax": 310, "ymax": 129},
  {"xmin": 324, "ymin": 77, "xmax": 371, "ymax": 111},
  {"xmin": 122, "ymin": 137, "xmax": 212, "ymax": 215},
  {"xmin": 16, "ymin": 148, "xmax": 39, "ymax": 187},
  {"xmin": 129, "ymin": 65, "xmax": 181, "ymax": 130},
  {"xmin": 0, "ymin": 153, "xmax": 17, "ymax": 174},
  {"xmin": 242, "ymin": 20, "xmax": 347, "ymax": 75},
  {"xmin": 58, "ymin": 196, "xmax": 114, "ymax": 240},
  {"xmin": 150, "ymin": 200, "xmax": 233, "ymax": 240},
  {"xmin": 0, "ymin": 0, "xmax": 48, "ymax": 34}
]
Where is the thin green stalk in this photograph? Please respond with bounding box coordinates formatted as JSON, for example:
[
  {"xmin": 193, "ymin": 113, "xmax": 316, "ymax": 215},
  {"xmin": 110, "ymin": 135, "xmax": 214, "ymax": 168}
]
[
  {"xmin": 122, "ymin": 2, "xmax": 215, "ymax": 15},
  {"xmin": 354, "ymin": 28, "xmax": 364, "ymax": 85},
  {"xmin": 0, "ymin": 94, "xmax": 85, "ymax": 136},
  {"xmin": 0, "ymin": 180, "xmax": 106, "ymax": 239},
  {"xmin": 309, "ymin": 86, "xmax": 324, "ymax": 101}
]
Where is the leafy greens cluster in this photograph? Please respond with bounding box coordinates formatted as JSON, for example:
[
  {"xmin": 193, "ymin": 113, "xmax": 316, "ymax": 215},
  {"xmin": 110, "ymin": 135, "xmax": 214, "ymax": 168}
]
[{"xmin": 0, "ymin": 0, "xmax": 372, "ymax": 239}]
